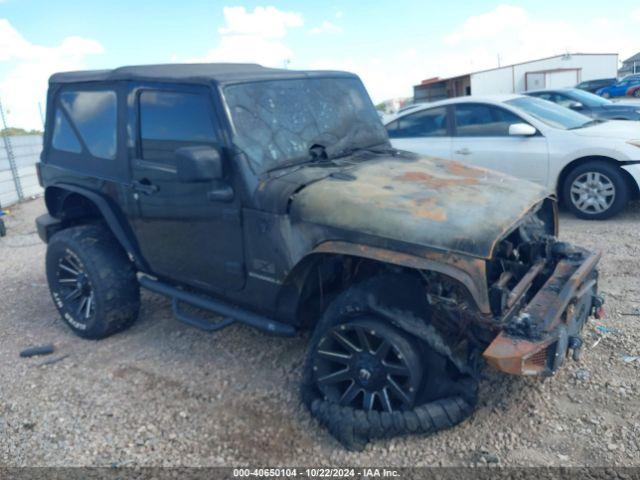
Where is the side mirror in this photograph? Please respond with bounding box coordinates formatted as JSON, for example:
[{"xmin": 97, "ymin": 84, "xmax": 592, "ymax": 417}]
[
  {"xmin": 175, "ymin": 146, "xmax": 223, "ymax": 182},
  {"xmin": 568, "ymin": 101, "xmax": 583, "ymax": 110},
  {"xmin": 508, "ymin": 123, "xmax": 537, "ymax": 137}
]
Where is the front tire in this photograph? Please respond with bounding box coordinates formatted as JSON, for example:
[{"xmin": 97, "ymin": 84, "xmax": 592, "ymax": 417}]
[
  {"xmin": 46, "ymin": 225, "xmax": 140, "ymax": 339},
  {"xmin": 562, "ymin": 161, "xmax": 630, "ymax": 220},
  {"xmin": 301, "ymin": 276, "xmax": 477, "ymax": 450}
]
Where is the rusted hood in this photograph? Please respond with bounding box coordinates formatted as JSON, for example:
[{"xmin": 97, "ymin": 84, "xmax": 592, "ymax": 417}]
[{"xmin": 289, "ymin": 153, "xmax": 549, "ymax": 259}]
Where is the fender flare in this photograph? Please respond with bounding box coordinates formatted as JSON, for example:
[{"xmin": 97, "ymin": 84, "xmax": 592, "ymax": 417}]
[
  {"xmin": 314, "ymin": 241, "xmax": 489, "ymax": 313},
  {"xmin": 281, "ymin": 241, "xmax": 490, "ymax": 317},
  {"xmin": 46, "ymin": 183, "xmax": 148, "ymax": 270}
]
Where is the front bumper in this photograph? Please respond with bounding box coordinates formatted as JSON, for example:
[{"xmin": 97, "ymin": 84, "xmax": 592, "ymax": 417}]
[{"xmin": 483, "ymin": 248, "xmax": 602, "ymax": 376}]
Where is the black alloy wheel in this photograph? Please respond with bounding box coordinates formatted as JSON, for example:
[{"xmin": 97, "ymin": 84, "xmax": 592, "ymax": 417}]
[
  {"xmin": 311, "ymin": 318, "xmax": 423, "ymax": 413},
  {"xmin": 55, "ymin": 251, "xmax": 96, "ymax": 325}
]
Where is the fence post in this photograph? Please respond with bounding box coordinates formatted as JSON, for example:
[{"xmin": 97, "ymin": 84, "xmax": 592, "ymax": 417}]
[{"xmin": 0, "ymin": 98, "xmax": 24, "ymax": 202}]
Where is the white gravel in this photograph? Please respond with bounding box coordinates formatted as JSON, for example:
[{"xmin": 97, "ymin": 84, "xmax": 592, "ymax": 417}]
[{"xmin": 1, "ymin": 198, "xmax": 639, "ymax": 467}]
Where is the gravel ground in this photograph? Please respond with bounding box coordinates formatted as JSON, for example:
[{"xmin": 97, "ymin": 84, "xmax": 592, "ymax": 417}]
[{"xmin": 1, "ymin": 198, "xmax": 639, "ymax": 467}]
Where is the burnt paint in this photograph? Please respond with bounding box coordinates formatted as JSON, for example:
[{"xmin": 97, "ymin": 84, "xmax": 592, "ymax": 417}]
[{"xmin": 288, "ymin": 151, "xmax": 549, "ymax": 259}]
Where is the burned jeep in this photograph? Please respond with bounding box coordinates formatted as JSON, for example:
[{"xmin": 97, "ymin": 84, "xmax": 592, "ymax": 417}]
[{"xmin": 36, "ymin": 64, "xmax": 603, "ymax": 450}]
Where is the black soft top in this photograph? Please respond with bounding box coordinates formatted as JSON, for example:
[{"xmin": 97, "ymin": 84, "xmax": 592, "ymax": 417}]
[{"xmin": 49, "ymin": 63, "xmax": 356, "ymax": 86}]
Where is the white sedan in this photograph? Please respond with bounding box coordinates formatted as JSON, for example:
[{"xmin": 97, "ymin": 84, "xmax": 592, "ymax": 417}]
[{"xmin": 384, "ymin": 95, "xmax": 640, "ymax": 219}]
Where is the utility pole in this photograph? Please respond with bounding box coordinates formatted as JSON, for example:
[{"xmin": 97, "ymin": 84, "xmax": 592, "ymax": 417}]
[{"xmin": 0, "ymin": 98, "xmax": 24, "ymax": 202}]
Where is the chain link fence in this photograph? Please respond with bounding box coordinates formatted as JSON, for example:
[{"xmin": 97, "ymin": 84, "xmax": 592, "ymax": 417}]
[
  {"xmin": 0, "ymin": 98, "xmax": 44, "ymax": 209},
  {"xmin": 0, "ymin": 133, "xmax": 43, "ymax": 208}
]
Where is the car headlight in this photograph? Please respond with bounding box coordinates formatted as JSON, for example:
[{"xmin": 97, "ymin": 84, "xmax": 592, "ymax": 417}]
[{"xmin": 627, "ymin": 140, "xmax": 640, "ymax": 148}]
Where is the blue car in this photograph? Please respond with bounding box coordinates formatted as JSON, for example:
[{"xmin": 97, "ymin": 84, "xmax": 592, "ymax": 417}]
[{"xmin": 596, "ymin": 75, "xmax": 640, "ymax": 98}]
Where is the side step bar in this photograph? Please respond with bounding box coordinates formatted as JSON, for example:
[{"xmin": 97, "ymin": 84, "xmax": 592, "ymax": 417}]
[{"xmin": 139, "ymin": 276, "xmax": 296, "ymax": 337}]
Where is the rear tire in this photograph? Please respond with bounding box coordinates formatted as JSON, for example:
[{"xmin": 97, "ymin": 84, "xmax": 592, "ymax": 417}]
[
  {"xmin": 46, "ymin": 224, "xmax": 140, "ymax": 339},
  {"xmin": 634, "ymin": 89, "xmax": 640, "ymax": 98},
  {"xmin": 561, "ymin": 161, "xmax": 629, "ymax": 220}
]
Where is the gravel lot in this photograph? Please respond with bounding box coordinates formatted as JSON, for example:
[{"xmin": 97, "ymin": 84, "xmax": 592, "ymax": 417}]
[{"xmin": 1, "ymin": 198, "xmax": 639, "ymax": 467}]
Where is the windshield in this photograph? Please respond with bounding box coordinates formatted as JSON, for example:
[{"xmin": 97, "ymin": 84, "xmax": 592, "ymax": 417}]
[
  {"xmin": 567, "ymin": 89, "xmax": 611, "ymax": 107},
  {"xmin": 507, "ymin": 97, "xmax": 594, "ymax": 130},
  {"xmin": 223, "ymin": 77, "xmax": 388, "ymax": 173}
]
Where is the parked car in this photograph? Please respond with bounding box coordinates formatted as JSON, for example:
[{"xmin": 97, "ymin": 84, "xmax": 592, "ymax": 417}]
[
  {"xmin": 626, "ymin": 84, "xmax": 640, "ymax": 98},
  {"xmin": 576, "ymin": 78, "xmax": 616, "ymax": 93},
  {"xmin": 526, "ymin": 88, "xmax": 640, "ymax": 120},
  {"xmin": 36, "ymin": 64, "xmax": 603, "ymax": 450},
  {"xmin": 596, "ymin": 75, "xmax": 640, "ymax": 98},
  {"xmin": 385, "ymin": 95, "xmax": 640, "ymax": 219}
]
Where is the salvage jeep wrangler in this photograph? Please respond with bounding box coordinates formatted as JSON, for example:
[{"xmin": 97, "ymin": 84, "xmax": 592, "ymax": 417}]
[{"xmin": 36, "ymin": 64, "xmax": 604, "ymax": 450}]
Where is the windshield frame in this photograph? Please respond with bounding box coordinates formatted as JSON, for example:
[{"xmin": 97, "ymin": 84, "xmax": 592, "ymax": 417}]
[
  {"xmin": 220, "ymin": 76, "xmax": 389, "ymax": 175},
  {"xmin": 506, "ymin": 96, "xmax": 594, "ymax": 130}
]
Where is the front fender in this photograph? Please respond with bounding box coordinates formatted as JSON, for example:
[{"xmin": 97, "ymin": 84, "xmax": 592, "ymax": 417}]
[
  {"xmin": 621, "ymin": 162, "xmax": 640, "ymax": 194},
  {"xmin": 311, "ymin": 241, "xmax": 490, "ymax": 314}
]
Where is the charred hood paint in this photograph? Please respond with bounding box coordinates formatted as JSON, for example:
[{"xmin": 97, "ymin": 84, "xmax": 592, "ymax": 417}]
[{"xmin": 288, "ymin": 153, "xmax": 549, "ymax": 259}]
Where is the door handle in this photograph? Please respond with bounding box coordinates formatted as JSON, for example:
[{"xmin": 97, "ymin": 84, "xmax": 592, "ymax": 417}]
[
  {"xmin": 131, "ymin": 179, "xmax": 159, "ymax": 195},
  {"xmin": 454, "ymin": 148, "xmax": 471, "ymax": 155}
]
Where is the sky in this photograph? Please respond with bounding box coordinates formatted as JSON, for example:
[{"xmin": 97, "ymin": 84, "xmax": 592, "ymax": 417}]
[{"xmin": 1, "ymin": 0, "xmax": 639, "ymax": 129}]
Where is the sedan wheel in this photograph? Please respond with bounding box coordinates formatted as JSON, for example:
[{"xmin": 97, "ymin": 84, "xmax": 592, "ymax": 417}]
[
  {"xmin": 562, "ymin": 161, "xmax": 630, "ymax": 220},
  {"xmin": 569, "ymin": 171, "xmax": 616, "ymax": 215}
]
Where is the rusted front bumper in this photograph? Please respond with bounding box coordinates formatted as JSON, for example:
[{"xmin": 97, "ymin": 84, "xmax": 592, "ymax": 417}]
[{"xmin": 483, "ymin": 249, "xmax": 603, "ymax": 376}]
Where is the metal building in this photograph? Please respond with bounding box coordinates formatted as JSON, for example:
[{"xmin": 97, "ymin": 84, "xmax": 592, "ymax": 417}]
[{"xmin": 414, "ymin": 53, "xmax": 619, "ymax": 102}]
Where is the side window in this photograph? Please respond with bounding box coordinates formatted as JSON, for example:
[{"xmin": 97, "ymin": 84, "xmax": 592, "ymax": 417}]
[
  {"xmin": 58, "ymin": 90, "xmax": 117, "ymax": 159},
  {"xmin": 139, "ymin": 91, "xmax": 219, "ymax": 163},
  {"xmin": 389, "ymin": 107, "xmax": 447, "ymax": 138},
  {"xmin": 553, "ymin": 94, "xmax": 574, "ymax": 107},
  {"xmin": 535, "ymin": 93, "xmax": 554, "ymax": 102},
  {"xmin": 52, "ymin": 109, "xmax": 82, "ymax": 154},
  {"xmin": 385, "ymin": 120, "xmax": 400, "ymax": 136},
  {"xmin": 454, "ymin": 104, "xmax": 523, "ymax": 137}
]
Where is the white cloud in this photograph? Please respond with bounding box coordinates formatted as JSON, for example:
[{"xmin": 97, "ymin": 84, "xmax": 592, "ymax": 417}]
[
  {"xmin": 218, "ymin": 6, "xmax": 302, "ymax": 38},
  {"xmin": 438, "ymin": 5, "xmax": 636, "ymax": 75},
  {"xmin": 0, "ymin": 19, "xmax": 104, "ymax": 130},
  {"xmin": 310, "ymin": 21, "xmax": 342, "ymax": 35},
  {"xmin": 444, "ymin": 5, "xmax": 528, "ymax": 45},
  {"xmin": 188, "ymin": 6, "xmax": 303, "ymax": 68},
  {"xmin": 315, "ymin": 4, "xmax": 640, "ymax": 105},
  {"xmin": 632, "ymin": 8, "xmax": 640, "ymax": 22}
]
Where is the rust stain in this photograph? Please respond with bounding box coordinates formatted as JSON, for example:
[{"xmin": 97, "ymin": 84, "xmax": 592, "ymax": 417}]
[
  {"xmin": 413, "ymin": 197, "xmax": 447, "ymax": 221},
  {"xmin": 445, "ymin": 160, "xmax": 485, "ymax": 178},
  {"xmin": 395, "ymin": 171, "xmax": 479, "ymax": 188},
  {"xmin": 483, "ymin": 332, "xmax": 554, "ymax": 375}
]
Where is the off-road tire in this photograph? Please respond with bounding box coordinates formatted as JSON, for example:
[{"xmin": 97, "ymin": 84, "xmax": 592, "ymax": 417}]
[
  {"xmin": 561, "ymin": 161, "xmax": 630, "ymax": 220},
  {"xmin": 301, "ymin": 275, "xmax": 478, "ymax": 451},
  {"xmin": 46, "ymin": 224, "xmax": 140, "ymax": 339}
]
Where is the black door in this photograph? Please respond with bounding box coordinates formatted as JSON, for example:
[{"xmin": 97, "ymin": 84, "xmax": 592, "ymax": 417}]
[{"xmin": 127, "ymin": 85, "xmax": 244, "ymax": 292}]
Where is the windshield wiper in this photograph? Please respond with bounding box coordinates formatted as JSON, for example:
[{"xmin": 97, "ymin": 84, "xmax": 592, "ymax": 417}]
[
  {"xmin": 328, "ymin": 145, "xmax": 390, "ymax": 160},
  {"xmin": 264, "ymin": 144, "xmax": 332, "ymax": 174}
]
